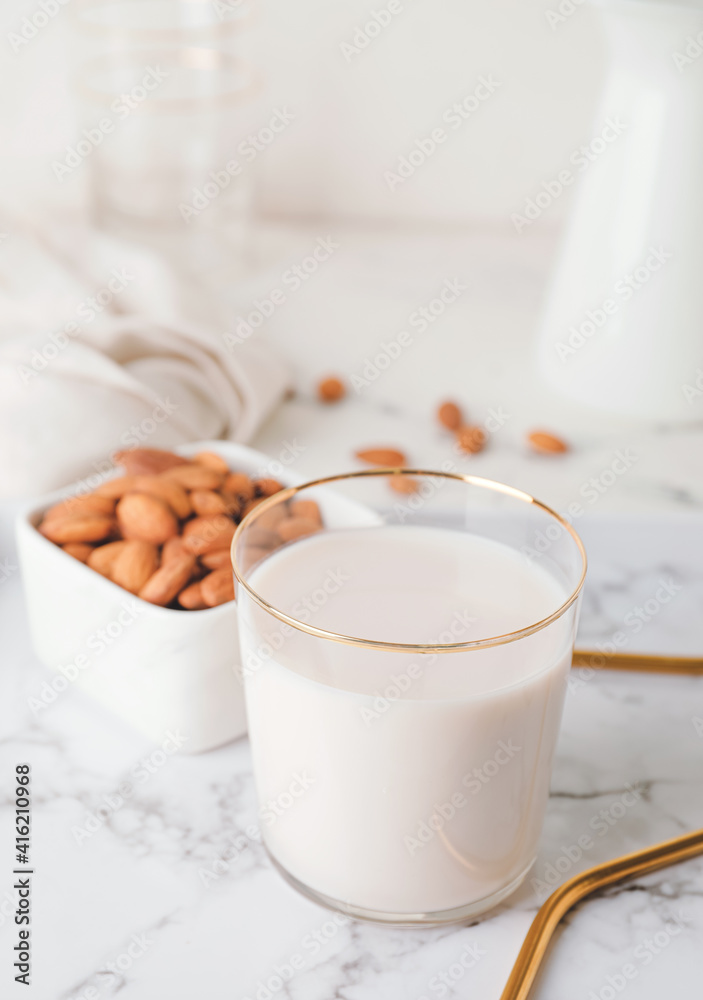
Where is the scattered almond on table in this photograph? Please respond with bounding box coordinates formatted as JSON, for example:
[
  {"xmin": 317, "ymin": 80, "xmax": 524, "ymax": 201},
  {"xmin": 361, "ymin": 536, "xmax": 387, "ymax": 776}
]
[
  {"xmin": 354, "ymin": 447, "xmax": 414, "ymax": 497},
  {"xmin": 388, "ymin": 476, "xmax": 419, "ymax": 494},
  {"xmin": 527, "ymin": 431, "xmax": 569, "ymax": 454},
  {"xmin": 355, "ymin": 447, "xmax": 407, "ymax": 466},
  {"xmin": 317, "ymin": 376, "xmax": 346, "ymax": 403},
  {"xmin": 36, "ymin": 448, "xmax": 323, "ymax": 611},
  {"xmin": 437, "ymin": 400, "xmax": 463, "ymax": 431},
  {"xmin": 436, "ymin": 399, "xmax": 489, "ymax": 456},
  {"xmin": 456, "ymin": 426, "xmax": 486, "ymax": 454}
]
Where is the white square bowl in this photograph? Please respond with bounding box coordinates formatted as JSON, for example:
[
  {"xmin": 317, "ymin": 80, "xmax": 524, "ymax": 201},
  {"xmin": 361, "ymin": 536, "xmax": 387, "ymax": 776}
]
[{"xmin": 15, "ymin": 441, "xmax": 302, "ymax": 753}]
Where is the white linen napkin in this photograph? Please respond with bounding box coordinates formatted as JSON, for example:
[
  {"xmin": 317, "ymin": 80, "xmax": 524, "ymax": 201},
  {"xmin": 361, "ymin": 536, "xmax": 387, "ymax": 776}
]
[{"xmin": 0, "ymin": 216, "xmax": 290, "ymax": 498}]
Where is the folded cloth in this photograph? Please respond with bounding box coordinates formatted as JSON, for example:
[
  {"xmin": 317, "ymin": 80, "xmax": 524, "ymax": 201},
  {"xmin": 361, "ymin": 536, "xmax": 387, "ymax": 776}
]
[{"xmin": 0, "ymin": 217, "xmax": 290, "ymax": 498}]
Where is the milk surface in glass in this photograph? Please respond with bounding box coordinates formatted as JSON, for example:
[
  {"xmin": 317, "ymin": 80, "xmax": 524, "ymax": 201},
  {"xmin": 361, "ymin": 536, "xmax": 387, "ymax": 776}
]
[{"xmin": 240, "ymin": 524, "xmax": 574, "ymax": 916}]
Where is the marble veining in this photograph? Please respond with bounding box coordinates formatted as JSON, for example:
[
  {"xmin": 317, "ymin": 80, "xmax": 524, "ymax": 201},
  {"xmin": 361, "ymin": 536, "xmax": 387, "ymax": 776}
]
[{"xmin": 0, "ymin": 502, "xmax": 702, "ymax": 999}]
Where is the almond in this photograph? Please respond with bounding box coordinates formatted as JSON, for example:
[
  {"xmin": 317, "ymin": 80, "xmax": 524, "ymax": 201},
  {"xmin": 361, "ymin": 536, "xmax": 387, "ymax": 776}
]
[
  {"xmin": 117, "ymin": 493, "xmax": 179, "ymax": 545},
  {"xmin": 178, "ymin": 580, "xmax": 209, "ymax": 610},
  {"xmin": 182, "ymin": 515, "xmax": 236, "ymax": 555},
  {"xmin": 318, "ymin": 376, "xmax": 345, "ymax": 403},
  {"xmin": 355, "ymin": 448, "xmax": 406, "ymax": 467},
  {"xmin": 111, "ymin": 540, "xmax": 160, "ymax": 594},
  {"xmin": 219, "ymin": 492, "xmax": 243, "ymax": 519},
  {"xmin": 254, "ymin": 478, "xmax": 284, "ymax": 497},
  {"xmin": 62, "ymin": 543, "xmax": 93, "ymax": 563},
  {"xmin": 288, "ymin": 499, "xmax": 322, "ymax": 523},
  {"xmin": 162, "ymin": 536, "xmax": 190, "ymax": 563},
  {"xmin": 44, "ymin": 495, "xmax": 115, "ymax": 521},
  {"xmin": 40, "ymin": 515, "xmax": 116, "ymax": 545},
  {"xmin": 456, "ymin": 426, "xmax": 486, "ymax": 454},
  {"xmin": 113, "ymin": 448, "xmax": 188, "ymax": 476},
  {"xmin": 162, "ymin": 463, "xmax": 223, "ymax": 490},
  {"xmin": 131, "ymin": 476, "xmax": 191, "ymax": 519},
  {"xmin": 193, "ymin": 450, "xmax": 230, "ymax": 475},
  {"xmin": 94, "ymin": 475, "xmax": 143, "ymax": 498},
  {"xmin": 527, "ymin": 430, "xmax": 568, "ymax": 454},
  {"xmin": 87, "ymin": 540, "xmax": 130, "ymax": 577},
  {"xmin": 389, "ymin": 476, "xmax": 419, "ymax": 494},
  {"xmin": 241, "ymin": 497, "xmax": 266, "ymax": 518},
  {"xmin": 191, "ymin": 490, "xmax": 229, "ymax": 517},
  {"xmin": 437, "ymin": 401, "xmax": 462, "ymax": 431},
  {"xmin": 254, "ymin": 503, "xmax": 288, "ymax": 530},
  {"xmin": 277, "ymin": 517, "xmax": 321, "ymax": 542},
  {"xmin": 189, "ymin": 559, "xmax": 208, "ymax": 581},
  {"xmin": 200, "ymin": 548, "xmax": 232, "ymax": 570},
  {"xmin": 201, "ymin": 568, "xmax": 235, "ymax": 607},
  {"xmin": 246, "ymin": 526, "xmax": 280, "ymax": 549},
  {"xmin": 224, "ymin": 473, "xmax": 255, "ymax": 501},
  {"xmin": 139, "ymin": 553, "xmax": 196, "ymax": 606}
]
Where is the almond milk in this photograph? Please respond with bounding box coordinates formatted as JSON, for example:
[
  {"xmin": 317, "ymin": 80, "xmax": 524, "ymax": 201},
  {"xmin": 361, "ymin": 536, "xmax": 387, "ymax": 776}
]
[{"xmin": 239, "ymin": 525, "xmax": 576, "ymax": 918}]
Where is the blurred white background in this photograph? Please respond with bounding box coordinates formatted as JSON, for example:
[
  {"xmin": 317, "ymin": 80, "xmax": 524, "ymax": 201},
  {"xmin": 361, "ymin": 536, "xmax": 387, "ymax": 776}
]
[{"xmin": 0, "ymin": 0, "xmax": 606, "ymax": 226}]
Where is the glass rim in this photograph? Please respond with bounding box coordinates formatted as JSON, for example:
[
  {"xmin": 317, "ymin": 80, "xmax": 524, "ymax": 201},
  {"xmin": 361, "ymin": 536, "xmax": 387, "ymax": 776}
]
[
  {"xmin": 230, "ymin": 469, "xmax": 588, "ymax": 654},
  {"xmin": 76, "ymin": 51, "xmax": 260, "ymax": 112},
  {"xmin": 74, "ymin": 0, "xmax": 254, "ymax": 38}
]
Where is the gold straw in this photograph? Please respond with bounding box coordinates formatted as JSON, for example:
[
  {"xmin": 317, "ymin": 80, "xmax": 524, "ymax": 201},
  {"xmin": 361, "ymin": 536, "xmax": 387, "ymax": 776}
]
[
  {"xmin": 573, "ymin": 649, "xmax": 703, "ymax": 675},
  {"xmin": 500, "ymin": 827, "xmax": 703, "ymax": 1000}
]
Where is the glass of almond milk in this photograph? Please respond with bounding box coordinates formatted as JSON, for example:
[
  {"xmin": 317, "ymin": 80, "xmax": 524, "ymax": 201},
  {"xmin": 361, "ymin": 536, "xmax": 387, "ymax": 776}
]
[{"xmin": 232, "ymin": 471, "xmax": 586, "ymax": 924}]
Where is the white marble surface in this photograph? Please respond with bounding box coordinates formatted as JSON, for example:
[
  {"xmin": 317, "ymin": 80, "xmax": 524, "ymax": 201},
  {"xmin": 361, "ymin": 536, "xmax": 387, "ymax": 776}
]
[
  {"xmin": 0, "ymin": 507, "xmax": 701, "ymax": 1000},
  {"xmin": 228, "ymin": 223, "xmax": 703, "ymax": 517},
  {"xmin": 1, "ymin": 223, "xmax": 703, "ymax": 999}
]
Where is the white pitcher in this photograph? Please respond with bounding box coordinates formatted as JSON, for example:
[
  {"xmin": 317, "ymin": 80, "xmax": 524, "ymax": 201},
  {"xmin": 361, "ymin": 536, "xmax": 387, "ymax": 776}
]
[{"xmin": 536, "ymin": 0, "xmax": 703, "ymax": 422}]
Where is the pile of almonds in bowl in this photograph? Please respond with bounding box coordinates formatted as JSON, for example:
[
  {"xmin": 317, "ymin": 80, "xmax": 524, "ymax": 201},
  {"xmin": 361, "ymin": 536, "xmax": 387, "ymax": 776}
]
[{"xmin": 36, "ymin": 448, "xmax": 322, "ymax": 611}]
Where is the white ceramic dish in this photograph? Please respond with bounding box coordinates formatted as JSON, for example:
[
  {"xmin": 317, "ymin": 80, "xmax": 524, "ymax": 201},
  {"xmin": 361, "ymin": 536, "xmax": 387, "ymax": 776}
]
[{"xmin": 16, "ymin": 441, "xmax": 302, "ymax": 753}]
